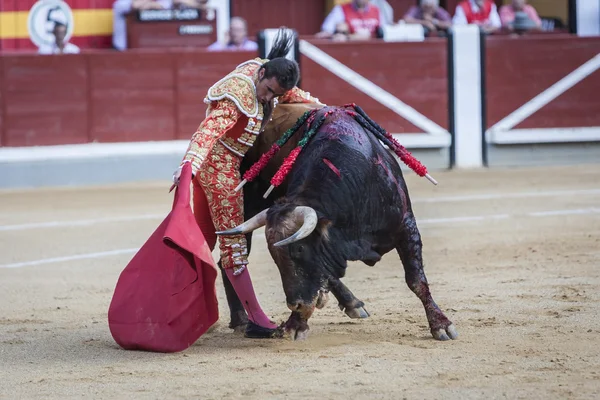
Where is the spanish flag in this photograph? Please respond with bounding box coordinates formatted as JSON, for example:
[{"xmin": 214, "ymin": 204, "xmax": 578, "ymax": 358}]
[{"xmin": 0, "ymin": 0, "xmax": 114, "ymax": 51}]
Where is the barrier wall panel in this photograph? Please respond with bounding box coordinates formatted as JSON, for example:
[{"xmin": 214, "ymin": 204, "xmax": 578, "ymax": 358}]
[
  {"xmin": 486, "ymin": 36, "xmax": 600, "ymax": 129},
  {"xmin": 300, "ymin": 40, "xmax": 448, "ymax": 134},
  {"xmin": 90, "ymin": 88, "xmax": 175, "ymax": 142},
  {"xmin": 0, "ymin": 58, "xmax": 4, "ymax": 146},
  {"xmin": 88, "ymin": 53, "xmax": 175, "ymax": 142},
  {"xmin": 302, "ymin": 58, "xmax": 421, "ymax": 133},
  {"xmin": 89, "ymin": 52, "xmax": 175, "ymax": 90},
  {"xmin": 177, "ymin": 89, "xmax": 205, "ymax": 139},
  {"xmin": 2, "ymin": 54, "xmax": 88, "ymax": 146},
  {"xmin": 176, "ymin": 51, "xmax": 252, "ymax": 88}
]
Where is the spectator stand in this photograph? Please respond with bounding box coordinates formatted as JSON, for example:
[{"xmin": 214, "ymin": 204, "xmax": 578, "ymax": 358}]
[{"xmin": 125, "ymin": 7, "xmax": 218, "ymax": 49}]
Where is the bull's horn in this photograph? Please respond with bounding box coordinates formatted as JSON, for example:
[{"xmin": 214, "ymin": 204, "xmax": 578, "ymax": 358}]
[
  {"xmin": 273, "ymin": 206, "xmax": 318, "ymax": 247},
  {"xmin": 216, "ymin": 209, "xmax": 269, "ymax": 236}
]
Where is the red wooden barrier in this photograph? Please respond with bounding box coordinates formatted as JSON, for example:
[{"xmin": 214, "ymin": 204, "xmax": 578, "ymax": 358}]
[
  {"xmin": 88, "ymin": 51, "xmax": 175, "ymax": 143},
  {"xmin": 0, "ymin": 58, "xmax": 4, "ymax": 146},
  {"xmin": 2, "ymin": 35, "xmax": 599, "ymax": 148},
  {"xmin": 2, "ymin": 53, "xmax": 88, "ymax": 146},
  {"xmin": 486, "ymin": 35, "xmax": 600, "ymax": 130},
  {"xmin": 299, "ymin": 39, "xmax": 448, "ymax": 134},
  {"xmin": 0, "ymin": 50, "xmax": 254, "ymax": 147}
]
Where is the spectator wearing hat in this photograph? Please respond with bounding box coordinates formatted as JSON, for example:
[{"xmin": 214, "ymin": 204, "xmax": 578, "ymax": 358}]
[{"xmin": 500, "ymin": 0, "xmax": 542, "ymax": 32}]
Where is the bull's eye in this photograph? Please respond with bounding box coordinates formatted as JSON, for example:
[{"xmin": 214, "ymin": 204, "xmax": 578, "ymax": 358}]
[{"xmin": 290, "ymin": 244, "xmax": 304, "ymax": 259}]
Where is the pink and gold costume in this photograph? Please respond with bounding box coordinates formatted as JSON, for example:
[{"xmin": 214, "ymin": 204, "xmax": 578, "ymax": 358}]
[{"xmin": 181, "ymin": 58, "xmax": 319, "ymax": 275}]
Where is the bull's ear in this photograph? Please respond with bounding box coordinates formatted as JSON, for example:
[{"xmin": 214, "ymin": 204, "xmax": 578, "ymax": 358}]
[{"xmin": 317, "ymin": 217, "xmax": 333, "ymax": 241}]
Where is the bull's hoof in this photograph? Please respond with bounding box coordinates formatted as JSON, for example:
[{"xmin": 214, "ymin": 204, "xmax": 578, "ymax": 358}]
[
  {"xmin": 432, "ymin": 324, "xmax": 459, "ymax": 341},
  {"xmin": 345, "ymin": 306, "xmax": 370, "ymax": 319},
  {"xmin": 282, "ymin": 311, "xmax": 310, "ymax": 341},
  {"xmin": 287, "ymin": 327, "xmax": 310, "ymax": 341},
  {"xmin": 316, "ymin": 290, "xmax": 329, "ymax": 309},
  {"xmin": 244, "ymin": 321, "xmax": 283, "ymax": 339}
]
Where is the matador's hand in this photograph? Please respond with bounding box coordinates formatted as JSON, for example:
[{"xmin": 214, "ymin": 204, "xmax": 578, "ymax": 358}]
[{"xmin": 169, "ymin": 164, "xmax": 184, "ymax": 193}]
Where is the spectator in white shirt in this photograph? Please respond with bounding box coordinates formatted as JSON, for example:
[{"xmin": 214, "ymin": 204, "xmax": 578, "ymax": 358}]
[
  {"xmin": 38, "ymin": 22, "xmax": 80, "ymax": 55},
  {"xmin": 207, "ymin": 17, "xmax": 258, "ymax": 51},
  {"xmin": 452, "ymin": 0, "xmax": 501, "ymax": 34},
  {"xmin": 371, "ymin": 0, "xmax": 394, "ymax": 26}
]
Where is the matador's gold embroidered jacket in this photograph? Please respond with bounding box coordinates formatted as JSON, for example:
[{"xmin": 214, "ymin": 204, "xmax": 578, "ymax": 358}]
[{"xmin": 181, "ymin": 58, "xmax": 322, "ymax": 173}]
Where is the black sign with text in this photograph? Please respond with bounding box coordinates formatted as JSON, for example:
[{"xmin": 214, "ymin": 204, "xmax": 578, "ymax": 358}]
[
  {"xmin": 178, "ymin": 25, "xmax": 213, "ymax": 35},
  {"xmin": 137, "ymin": 9, "xmax": 200, "ymax": 22}
]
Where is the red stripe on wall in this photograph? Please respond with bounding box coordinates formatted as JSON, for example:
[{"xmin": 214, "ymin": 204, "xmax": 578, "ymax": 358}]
[
  {"xmin": 0, "ymin": 0, "xmax": 17, "ymax": 12},
  {"xmin": 0, "ymin": 0, "xmax": 114, "ymax": 12},
  {"xmin": 68, "ymin": 0, "xmax": 115, "ymax": 10},
  {"xmin": 14, "ymin": 0, "xmax": 37, "ymax": 12},
  {"xmin": 0, "ymin": 39, "xmax": 16, "ymax": 51}
]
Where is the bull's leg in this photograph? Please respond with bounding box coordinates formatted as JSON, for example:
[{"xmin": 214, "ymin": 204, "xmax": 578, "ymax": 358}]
[
  {"xmin": 396, "ymin": 213, "xmax": 458, "ymax": 341},
  {"xmin": 328, "ymin": 278, "xmax": 370, "ymax": 319},
  {"xmin": 220, "ymin": 232, "xmax": 254, "ymax": 332},
  {"xmin": 282, "ymin": 311, "xmax": 310, "ymax": 341}
]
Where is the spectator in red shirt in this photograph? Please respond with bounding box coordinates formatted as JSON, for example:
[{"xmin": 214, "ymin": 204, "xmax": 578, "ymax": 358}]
[
  {"xmin": 499, "ymin": 0, "xmax": 542, "ymax": 32},
  {"xmin": 402, "ymin": 0, "xmax": 452, "ymax": 36},
  {"xmin": 452, "ymin": 0, "xmax": 501, "ymax": 34},
  {"xmin": 317, "ymin": 0, "xmax": 383, "ymax": 40}
]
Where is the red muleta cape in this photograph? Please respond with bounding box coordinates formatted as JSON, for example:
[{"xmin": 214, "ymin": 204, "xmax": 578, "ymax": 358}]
[{"xmin": 108, "ymin": 163, "xmax": 219, "ymax": 352}]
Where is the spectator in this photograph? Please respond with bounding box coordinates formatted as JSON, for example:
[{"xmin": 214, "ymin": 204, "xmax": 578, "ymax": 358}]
[
  {"xmin": 329, "ymin": 21, "xmax": 377, "ymax": 42},
  {"xmin": 499, "ymin": 0, "xmax": 542, "ymax": 32},
  {"xmin": 452, "ymin": 0, "xmax": 501, "ymax": 34},
  {"xmin": 112, "ymin": 0, "xmax": 172, "ymax": 51},
  {"xmin": 38, "ymin": 22, "xmax": 80, "ymax": 54},
  {"xmin": 207, "ymin": 17, "xmax": 258, "ymax": 51},
  {"xmin": 331, "ymin": 22, "xmax": 351, "ymax": 42},
  {"xmin": 317, "ymin": 0, "xmax": 383, "ymax": 40},
  {"xmin": 371, "ymin": 0, "xmax": 394, "ymax": 26},
  {"xmin": 402, "ymin": 0, "xmax": 452, "ymax": 37}
]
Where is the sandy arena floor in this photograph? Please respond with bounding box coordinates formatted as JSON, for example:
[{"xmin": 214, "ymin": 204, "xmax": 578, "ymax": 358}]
[{"xmin": 0, "ymin": 164, "xmax": 599, "ymax": 399}]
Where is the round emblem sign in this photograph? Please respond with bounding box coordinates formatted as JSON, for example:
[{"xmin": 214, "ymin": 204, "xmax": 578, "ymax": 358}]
[{"xmin": 27, "ymin": 0, "xmax": 74, "ymax": 48}]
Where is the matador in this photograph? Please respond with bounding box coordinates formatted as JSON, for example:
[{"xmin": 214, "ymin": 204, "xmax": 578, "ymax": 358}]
[{"xmin": 172, "ymin": 37, "xmax": 322, "ymax": 337}]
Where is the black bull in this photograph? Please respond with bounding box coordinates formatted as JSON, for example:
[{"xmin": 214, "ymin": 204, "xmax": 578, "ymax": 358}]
[{"xmin": 217, "ymin": 103, "xmax": 457, "ymax": 341}]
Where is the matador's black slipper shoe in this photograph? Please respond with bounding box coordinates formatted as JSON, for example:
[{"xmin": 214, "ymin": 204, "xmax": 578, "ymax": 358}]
[{"xmin": 244, "ymin": 321, "xmax": 283, "ymax": 339}]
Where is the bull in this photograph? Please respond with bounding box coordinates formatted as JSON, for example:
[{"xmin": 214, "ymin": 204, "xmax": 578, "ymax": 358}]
[{"xmin": 218, "ymin": 103, "xmax": 457, "ymax": 342}]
